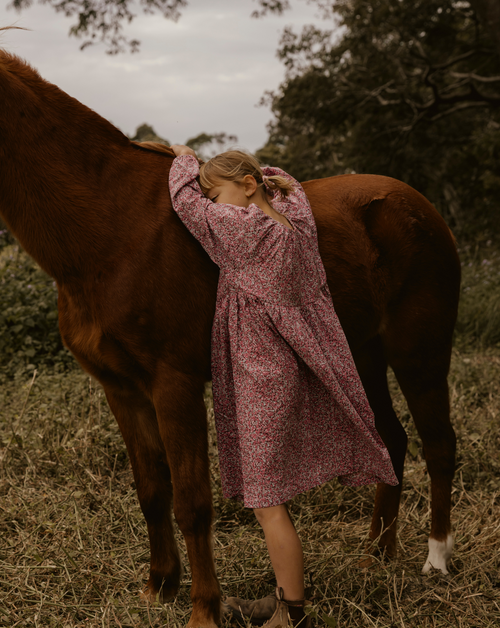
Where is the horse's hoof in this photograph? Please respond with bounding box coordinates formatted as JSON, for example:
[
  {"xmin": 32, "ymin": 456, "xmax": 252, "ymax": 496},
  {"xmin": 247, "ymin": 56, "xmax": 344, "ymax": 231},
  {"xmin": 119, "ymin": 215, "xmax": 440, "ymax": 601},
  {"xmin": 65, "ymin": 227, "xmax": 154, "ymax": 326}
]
[{"xmin": 422, "ymin": 535, "xmax": 453, "ymax": 575}]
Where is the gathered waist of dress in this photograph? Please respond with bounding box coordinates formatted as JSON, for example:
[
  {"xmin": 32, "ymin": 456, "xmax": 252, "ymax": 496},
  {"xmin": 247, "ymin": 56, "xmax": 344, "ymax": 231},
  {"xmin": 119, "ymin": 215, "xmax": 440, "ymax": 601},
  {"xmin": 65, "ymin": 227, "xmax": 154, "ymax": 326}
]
[{"xmin": 218, "ymin": 272, "xmax": 328, "ymax": 307}]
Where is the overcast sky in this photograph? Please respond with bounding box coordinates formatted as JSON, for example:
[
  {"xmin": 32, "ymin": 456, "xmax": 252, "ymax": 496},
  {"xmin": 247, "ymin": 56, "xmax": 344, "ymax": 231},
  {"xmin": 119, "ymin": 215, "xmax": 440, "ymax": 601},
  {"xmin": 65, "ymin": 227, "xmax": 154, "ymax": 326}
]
[{"xmin": 0, "ymin": 0, "xmax": 328, "ymax": 151}]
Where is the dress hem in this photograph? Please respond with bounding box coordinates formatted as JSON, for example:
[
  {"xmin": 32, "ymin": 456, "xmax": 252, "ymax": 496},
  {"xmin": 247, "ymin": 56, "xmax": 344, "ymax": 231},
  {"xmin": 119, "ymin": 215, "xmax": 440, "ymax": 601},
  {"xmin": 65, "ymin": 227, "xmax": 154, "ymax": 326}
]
[{"xmin": 222, "ymin": 466, "xmax": 398, "ymax": 509}]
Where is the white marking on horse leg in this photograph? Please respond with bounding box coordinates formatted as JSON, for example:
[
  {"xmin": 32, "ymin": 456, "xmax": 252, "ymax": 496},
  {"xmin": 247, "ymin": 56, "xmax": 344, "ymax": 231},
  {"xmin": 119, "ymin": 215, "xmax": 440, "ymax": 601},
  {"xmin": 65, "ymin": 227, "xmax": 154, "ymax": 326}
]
[{"xmin": 422, "ymin": 535, "xmax": 454, "ymax": 574}]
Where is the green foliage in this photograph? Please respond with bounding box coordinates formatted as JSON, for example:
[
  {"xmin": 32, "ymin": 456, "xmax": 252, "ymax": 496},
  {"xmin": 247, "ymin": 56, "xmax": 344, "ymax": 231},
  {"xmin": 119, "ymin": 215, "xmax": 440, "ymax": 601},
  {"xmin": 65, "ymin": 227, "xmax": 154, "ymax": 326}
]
[
  {"xmin": 251, "ymin": 0, "xmax": 290, "ymax": 18},
  {"xmin": 186, "ymin": 132, "xmax": 239, "ymax": 160},
  {"xmin": 130, "ymin": 123, "xmax": 170, "ymax": 146},
  {"xmin": 456, "ymin": 242, "xmax": 500, "ymax": 348},
  {"xmin": 11, "ymin": 0, "xmax": 188, "ymax": 53},
  {"xmin": 9, "ymin": 0, "xmax": 292, "ymax": 53},
  {"xmin": 0, "ymin": 221, "xmax": 15, "ymax": 249},
  {"xmin": 0, "ymin": 246, "xmax": 76, "ymax": 379},
  {"xmin": 257, "ymin": 0, "xmax": 500, "ymax": 238}
]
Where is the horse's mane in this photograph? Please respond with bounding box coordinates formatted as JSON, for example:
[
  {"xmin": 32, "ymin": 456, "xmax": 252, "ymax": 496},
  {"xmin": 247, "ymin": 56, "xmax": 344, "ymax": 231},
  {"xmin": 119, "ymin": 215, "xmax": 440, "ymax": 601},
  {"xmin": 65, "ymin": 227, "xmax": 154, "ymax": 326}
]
[{"xmin": 132, "ymin": 141, "xmax": 176, "ymax": 158}]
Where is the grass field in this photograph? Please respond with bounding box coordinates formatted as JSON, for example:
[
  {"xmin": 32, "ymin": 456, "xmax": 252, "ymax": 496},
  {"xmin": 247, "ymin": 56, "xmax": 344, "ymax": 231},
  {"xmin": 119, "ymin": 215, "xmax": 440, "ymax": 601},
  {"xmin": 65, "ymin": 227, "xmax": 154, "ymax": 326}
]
[{"xmin": 1, "ymin": 346, "xmax": 500, "ymax": 627}]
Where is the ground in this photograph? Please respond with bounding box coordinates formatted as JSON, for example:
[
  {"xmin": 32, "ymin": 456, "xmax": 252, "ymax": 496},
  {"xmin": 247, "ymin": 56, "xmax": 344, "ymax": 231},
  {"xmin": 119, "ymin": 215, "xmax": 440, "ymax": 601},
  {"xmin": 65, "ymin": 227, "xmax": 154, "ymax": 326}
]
[{"xmin": 0, "ymin": 348, "xmax": 499, "ymax": 627}]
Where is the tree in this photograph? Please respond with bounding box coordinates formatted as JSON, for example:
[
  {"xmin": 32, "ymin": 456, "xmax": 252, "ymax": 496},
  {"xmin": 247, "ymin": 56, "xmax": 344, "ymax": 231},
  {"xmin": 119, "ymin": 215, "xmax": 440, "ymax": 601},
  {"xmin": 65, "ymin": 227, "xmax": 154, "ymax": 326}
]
[
  {"xmin": 130, "ymin": 123, "xmax": 170, "ymax": 145},
  {"xmin": 10, "ymin": 0, "xmax": 187, "ymax": 53},
  {"xmin": 185, "ymin": 132, "xmax": 238, "ymax": 161},
  {"xmin": 8, "ymin": 0, "xmax": 289, "ymax": 53},
  {"xmin": 256, "ymin": 0, "xmax": 500, "ymax": 236},
  {"xmin": 128, "ymin": 125, "xmax": 238, "ymax": 159}
]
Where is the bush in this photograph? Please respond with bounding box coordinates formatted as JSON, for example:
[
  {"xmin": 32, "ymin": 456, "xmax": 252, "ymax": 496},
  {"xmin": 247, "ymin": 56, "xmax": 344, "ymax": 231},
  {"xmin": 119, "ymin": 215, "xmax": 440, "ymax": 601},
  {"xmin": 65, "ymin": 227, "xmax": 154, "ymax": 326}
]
[
  {"xmin": 0, "ymin": 245, "xmax": 76, "ymax": 379},
  {"xmin": 0, "ymin": 222, "xmax": 15, "ymax": 249},
  {"xmin": 455, "ymin": 241, "xmax": 500, "ymax": 349}
]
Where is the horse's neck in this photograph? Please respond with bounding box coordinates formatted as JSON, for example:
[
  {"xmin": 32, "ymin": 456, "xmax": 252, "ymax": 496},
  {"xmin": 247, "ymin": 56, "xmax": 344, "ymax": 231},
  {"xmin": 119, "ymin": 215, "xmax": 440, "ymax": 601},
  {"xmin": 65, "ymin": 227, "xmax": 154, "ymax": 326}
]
[
  {"xmin": 0, "ymin": 51, "xmax": 170, "ymax": 283},
  {"xmin": 3, "ymin": 144, "xmax": 149, "ymax": 284}
]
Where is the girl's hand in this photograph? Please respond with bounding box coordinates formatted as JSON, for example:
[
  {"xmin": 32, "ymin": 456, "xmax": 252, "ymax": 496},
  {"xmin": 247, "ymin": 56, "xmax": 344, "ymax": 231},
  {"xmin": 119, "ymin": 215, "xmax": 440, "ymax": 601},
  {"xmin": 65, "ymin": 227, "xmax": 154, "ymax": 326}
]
[{"xmin": 171, "ymin": 144, "xmax": 198, "ymax": 158}]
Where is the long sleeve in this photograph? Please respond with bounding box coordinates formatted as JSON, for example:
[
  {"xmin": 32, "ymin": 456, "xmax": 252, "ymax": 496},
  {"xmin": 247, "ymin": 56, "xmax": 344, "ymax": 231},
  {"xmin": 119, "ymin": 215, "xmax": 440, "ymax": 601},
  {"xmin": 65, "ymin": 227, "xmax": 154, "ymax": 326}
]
[
  {"xmin": 262, "ymin": 166, "xmax": 315, "ymax": 231},
  {"xmin": 169, "ymin": 155, "xmax": 281, "ymax": 268}
]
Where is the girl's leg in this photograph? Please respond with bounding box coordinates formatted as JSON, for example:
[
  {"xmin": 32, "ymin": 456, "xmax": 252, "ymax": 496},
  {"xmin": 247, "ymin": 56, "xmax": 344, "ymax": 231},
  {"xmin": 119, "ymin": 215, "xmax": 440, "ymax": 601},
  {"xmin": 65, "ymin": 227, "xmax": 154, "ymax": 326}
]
[{"xmin": 253, "ymin": 504, "xmax": 304, "ymax": 600}]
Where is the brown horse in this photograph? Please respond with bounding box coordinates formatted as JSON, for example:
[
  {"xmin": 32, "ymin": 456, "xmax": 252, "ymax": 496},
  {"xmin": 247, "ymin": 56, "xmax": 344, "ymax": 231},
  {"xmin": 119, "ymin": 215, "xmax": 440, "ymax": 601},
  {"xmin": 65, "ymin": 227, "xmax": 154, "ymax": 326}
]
[{"xmin": 0, "ymin": 48, "xmax": 460, "ymax": 627}]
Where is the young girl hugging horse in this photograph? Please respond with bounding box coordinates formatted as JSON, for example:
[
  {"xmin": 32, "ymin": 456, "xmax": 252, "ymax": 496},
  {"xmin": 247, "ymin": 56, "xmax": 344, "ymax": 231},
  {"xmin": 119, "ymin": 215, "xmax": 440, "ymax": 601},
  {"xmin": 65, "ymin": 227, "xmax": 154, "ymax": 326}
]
[{"xmin": 168, "ymin": 146, "xmax": 398, "ymax": 627}]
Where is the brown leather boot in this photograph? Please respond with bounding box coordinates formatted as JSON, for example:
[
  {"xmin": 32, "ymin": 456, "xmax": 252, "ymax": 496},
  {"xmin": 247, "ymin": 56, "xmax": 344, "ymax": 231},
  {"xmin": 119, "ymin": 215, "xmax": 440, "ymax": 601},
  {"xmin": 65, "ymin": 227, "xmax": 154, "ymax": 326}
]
[
  {"xmin": 261, "ymin": 588, "xmax": 311, "ymax": 628},
  {"xmin": 224, "ymin": 591, "xmax": 277, "ymax": 625}
]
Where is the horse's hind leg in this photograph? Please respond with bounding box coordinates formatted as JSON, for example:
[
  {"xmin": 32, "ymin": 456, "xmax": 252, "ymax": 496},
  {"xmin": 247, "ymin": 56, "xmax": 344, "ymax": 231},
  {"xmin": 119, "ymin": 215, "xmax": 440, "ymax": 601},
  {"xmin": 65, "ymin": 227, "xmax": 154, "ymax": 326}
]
[
  {"xmin": 354, "ymin": 336, "xmax": 407, "ymax": 559},
  {"xmin": 393, "ymin": 364, "xmax": 456, "ymax": 574},
  {"xmin": 104, "ymin": 385, "xmax": 182, "ymax": 601},
  {"xmin": 383, "ymin": 297, "xmax": 457, "ymax": 574}
]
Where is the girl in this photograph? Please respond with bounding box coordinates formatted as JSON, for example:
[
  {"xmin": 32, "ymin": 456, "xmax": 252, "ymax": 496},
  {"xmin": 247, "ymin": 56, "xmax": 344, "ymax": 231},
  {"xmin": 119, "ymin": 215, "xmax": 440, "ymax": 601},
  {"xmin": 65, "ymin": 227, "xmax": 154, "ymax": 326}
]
[{"xmin": 168, "ymin": 146, "xmax": 398, "ymax": 627}]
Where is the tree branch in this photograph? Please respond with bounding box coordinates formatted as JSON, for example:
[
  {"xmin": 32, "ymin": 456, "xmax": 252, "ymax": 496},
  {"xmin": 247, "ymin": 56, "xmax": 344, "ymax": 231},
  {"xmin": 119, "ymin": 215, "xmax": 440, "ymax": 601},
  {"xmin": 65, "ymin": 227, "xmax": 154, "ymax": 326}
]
[
  {"xmin": 251, "ymin": 0, "xmax": 290, "ymax": 18},
  {"xmin": 431, "ymin": 49, "xmax": 479, "ymax": 71},
  {"xmin": 429, "ymin": 100, "xmax": 491, "ymax": 121},
  {"xmin": 9, "ymin": 0, "xmax": 187, "ymax": 53},
  {"xmin": 450, "ymin": 71, "xmax": 500, "ymax": 83}
]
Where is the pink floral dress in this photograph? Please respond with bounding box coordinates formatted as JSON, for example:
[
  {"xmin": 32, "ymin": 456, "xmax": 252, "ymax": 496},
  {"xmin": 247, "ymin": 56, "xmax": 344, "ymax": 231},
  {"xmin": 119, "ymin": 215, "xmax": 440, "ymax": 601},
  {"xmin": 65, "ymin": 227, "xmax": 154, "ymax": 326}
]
[{"xmin": 169, "ymin": 155, "xmax": 397, "ymax": 508}]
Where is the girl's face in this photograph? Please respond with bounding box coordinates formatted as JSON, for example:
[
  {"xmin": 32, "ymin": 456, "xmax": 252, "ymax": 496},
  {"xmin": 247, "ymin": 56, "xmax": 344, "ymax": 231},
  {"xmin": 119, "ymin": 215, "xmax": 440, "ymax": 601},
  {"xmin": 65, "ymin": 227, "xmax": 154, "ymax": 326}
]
[{"xmin": 207, "ymin": 176, "xmax": 259, "ymax": 208}]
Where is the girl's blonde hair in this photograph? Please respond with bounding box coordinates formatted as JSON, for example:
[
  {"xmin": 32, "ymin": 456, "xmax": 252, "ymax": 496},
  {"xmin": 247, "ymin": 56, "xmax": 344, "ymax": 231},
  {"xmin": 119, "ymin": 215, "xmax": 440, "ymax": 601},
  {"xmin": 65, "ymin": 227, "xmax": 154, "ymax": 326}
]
[{"xmin": 199, "ymin": 150, "xmax": 295, "ymax": 197}]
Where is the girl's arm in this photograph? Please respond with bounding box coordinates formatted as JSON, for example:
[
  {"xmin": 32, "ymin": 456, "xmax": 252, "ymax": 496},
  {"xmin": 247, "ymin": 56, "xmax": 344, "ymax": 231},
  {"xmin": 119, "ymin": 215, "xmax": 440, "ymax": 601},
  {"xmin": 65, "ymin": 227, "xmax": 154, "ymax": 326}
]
[
  {"xmin": 169, "ymin": 155, "xmax": 268, "ymax": 266},
  {"xmin": 261, "ymin": 166, "xmax": 308, "ymax": 206},
  {"xmin": 262, "ymin": 166, "xmax": 314, "ymax": 228}
]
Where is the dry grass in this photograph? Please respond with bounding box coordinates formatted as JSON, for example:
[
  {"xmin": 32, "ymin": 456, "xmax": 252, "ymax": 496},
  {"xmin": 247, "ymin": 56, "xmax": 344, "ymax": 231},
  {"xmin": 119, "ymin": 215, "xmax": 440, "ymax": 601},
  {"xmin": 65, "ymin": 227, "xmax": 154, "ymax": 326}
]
[{"xmin": 1, "ymin": 349, "xmax": 500, "ymax": 627}]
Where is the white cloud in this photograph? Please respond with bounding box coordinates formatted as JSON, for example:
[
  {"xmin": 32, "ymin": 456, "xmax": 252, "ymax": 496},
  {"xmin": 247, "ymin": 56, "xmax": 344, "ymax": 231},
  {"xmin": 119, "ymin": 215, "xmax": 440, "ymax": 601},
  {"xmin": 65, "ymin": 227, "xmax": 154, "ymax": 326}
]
[{"xmin": 0, "ymin": 0, "xmax": 328, "ymax": 150}]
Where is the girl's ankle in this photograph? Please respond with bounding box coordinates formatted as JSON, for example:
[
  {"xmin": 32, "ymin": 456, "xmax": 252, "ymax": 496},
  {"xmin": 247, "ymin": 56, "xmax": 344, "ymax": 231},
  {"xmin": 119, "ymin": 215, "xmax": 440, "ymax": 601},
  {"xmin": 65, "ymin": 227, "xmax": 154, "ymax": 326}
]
[{"xmin": 286, "ymin": 601, "xmax": 306, "ymax": 624}]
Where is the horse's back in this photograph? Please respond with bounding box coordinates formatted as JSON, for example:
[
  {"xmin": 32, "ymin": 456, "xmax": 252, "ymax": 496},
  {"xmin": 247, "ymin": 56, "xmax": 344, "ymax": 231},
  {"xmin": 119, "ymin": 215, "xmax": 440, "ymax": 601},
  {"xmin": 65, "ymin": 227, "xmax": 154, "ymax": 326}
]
[{"xmin": 302, "ymin": 174, "xmax": 461, "ymax": 349}]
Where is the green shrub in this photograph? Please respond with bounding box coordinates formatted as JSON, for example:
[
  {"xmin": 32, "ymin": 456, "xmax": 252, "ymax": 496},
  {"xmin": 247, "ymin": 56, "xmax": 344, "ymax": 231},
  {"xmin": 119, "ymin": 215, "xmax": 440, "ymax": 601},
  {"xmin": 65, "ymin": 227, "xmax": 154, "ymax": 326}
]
[
  {"xmin": 0, "ymin": 245, "xmax": 76, "ymax": 378},
  {"xmin": 0, "ymin": 222, "xmax": 15, "ymax": 248},
  {"xmin": 455, "ymin": 243, "xmax": 500, "ymax": 349}
]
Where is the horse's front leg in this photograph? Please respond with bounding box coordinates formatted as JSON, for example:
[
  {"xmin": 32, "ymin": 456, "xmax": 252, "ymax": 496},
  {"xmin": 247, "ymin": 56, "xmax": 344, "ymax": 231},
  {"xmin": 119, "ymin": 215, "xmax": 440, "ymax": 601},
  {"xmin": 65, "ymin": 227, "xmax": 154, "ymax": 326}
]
[
  {"xmin": 104, "ymin": 386, "xmax": 183, "ymax": 601},
  {"xmin": 153, "ymin": 368, "xmax": 220, "ymax": 628}
]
